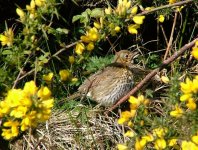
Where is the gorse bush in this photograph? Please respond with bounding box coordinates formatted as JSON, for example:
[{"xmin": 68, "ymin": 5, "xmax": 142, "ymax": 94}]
[
  {"xmin": 0, "ymin": 80, "xmax": 54, "ymax": 140},
  {"xmin": 0, "ymin": 0, "xmax": 197, "ymax": 149}
]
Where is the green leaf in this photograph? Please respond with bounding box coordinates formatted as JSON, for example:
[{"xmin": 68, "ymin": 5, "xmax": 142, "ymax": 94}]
[
  {"xmin": 2, "ymin": 50, "xmax": 12, "ymax": 55},
  {"xmin": 72, "ymin": 15, "xmax": 82, "ymax": 23},
  {"xmin": 56, "ymin": 28, "xmax": 69, "ymax": 34},
  {"xmin": 90, "ymin": 8, "xmax": 104, "ymax": 18}
]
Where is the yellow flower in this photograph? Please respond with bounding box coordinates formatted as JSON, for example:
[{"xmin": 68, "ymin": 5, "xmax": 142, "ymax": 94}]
[
  {"xmin": 75, "ymin": 42, "xmax": 85, "ymax": 55},
  {"xmin": 180, "ymin": 93, "xmax": 192, "ymax": 102},
  {"xmin": 118, "ymin": 110, "xmax": 136, "ymax": 124},
  {"xmin": 16, "ymin": 8, "xmax": 25, "ymax": 21},
  {"xmin": 21, "ymin": 111, "xmax": 37, "ymax": 131},
  {"xmin": 169, "ymin": 0, "xmax": 176, "ymax": 4},
  {"xmin": 127, "ymin": 120, "xmax": 133, "ymax": 127},
  {"xmin": 176, "ymin": 6, "xmax": 184, "ymax": 12},
  {"xmin": 86, "ymin": 42, "xmax": 94, "ymax": 51},
  {"xmin": 23, "ymin": 80, "xmax": 38, "ymax": 96},
  {"xmin": 170, "ymin": 105, "xmax": 183, "ymax": 118},
  {"xmin": 128, "ymin": 24, "xmax": 140, "ymax": 34},
  {"xmin": 93, "ymin": 22, "xmax": 101, "ymax": 29},
  {"xmin": 38, "ymin": 86, "xmax": 52, "ymax": 100},
  {"xmin": 142, "ymin": 133, "xmax": 154, "ymax": 142},
  {"xmin": 180, "ymin": 78, "xmax": 193, "ymax": 94},
  {"xmin": 158, "ymin": 15, "xmax": 165, "ymax": 23},
  {"xmin": 154, "ymin": 138, "xmax": 166, "ymax": 150},
  {"xmin": 181, "ymin": 140, "xmax": 198, "ymax": 150},
  {"xmin": 81, "ymin": 35, "xmax": 91, "ymax": 43},
  {"xmin": 168, "ymin": 139, "xmax": 177, "ymax": 146},
  {"xmin": 129, "ymin": 96, "xmax": 141, "ymax": 109},
  {"xmin": 59, "ymin": 69, "xmax": 70, "ymax": 81},
  {"xmin": 161, "ymin": 75, "xmax": 169, "ymax": 84},
  {"xmin": 43, "ymin": 72, "xmax": 54, "ymax": 83},
  {"xmin": 114, "ymin": 26, "xmax": 121, "ymax": 33},
  {"xmin": 41, "ymin": 98, "xmax": 54, "ymax": 109},
  {"xmin": 145, "ymin": 7, "xmax": 154, "ymax": 11},
  {"xmin": 87, "ymin": 27, "xmax": 99, "ymax": 42},
  {"xmin": 69, "ymin": 56, "xmax": 75, "ymax": 64},
  {"xmin": 10, "ymin": 106, "xmax": 28, "ymax": 118},
  {"xmin": 124, "ymin": 130, "xmax": 135, "ymax": 137},
  {"xmin": 0, "ymin": 28, "xmax": 14, "ymax": 46},
  {"xmin": 135, "ymin": 138, "xmax": 147, "ymax": 150},
  {"xmin": 26, "ymin": 0, "xmax": 36, "ymax": 13},
  {"xmin": 2, "ymin": 120, "xmax": 20, "ymax": 140},
  {"xmin": 186, "ymin": 98, "xmax": 196, "ymax": 110},
  {"xmin": 133, "ymin": 16, "xmax": 145, "ymax": 25},
  {"xmin": 105, "ymin": 7, "xmax": 112, "ymax": 15},
  {"xmin": 192, "ymin": 46, "xmax": 198, "ymax": 60},
  {"xmin": 117, "ymin": 143, "xmax": 128, "ymax": 150},
  {"xmin": 0, "ymin": 101, "xmax": 10, "ymax": 116},
  {"xmin": 71, "ymin": 77, "xmax": 78, "ymax": 83},
  {"xmin": 153, "ymin": 127, "xmax": 168, "ymax": 138},
  {"xmin": 35, "ymin": 0, "xmax": 46, "ymax": 7},
  {"xmin": 131, "ymin": 6, "xmax": 138, "ymax": 15},
  {"xmin": 192, "ymin": 135, "xmax": 198, "ymax": 145},
  {"xmin": 5, "ymin": 89, "xmax": 24, "ymax": 107},
  {"xmin": 116, "ymin": 0, "xmax": 131, "ymax": 16}
]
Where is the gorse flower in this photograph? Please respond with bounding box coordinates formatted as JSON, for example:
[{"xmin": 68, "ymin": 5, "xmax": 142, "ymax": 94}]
[
  {"xmin": 170, "ymin": 105, "xmax": 183, "ymax": 118},
  {"xmin": 115, "ymin": 0, "xmax": 131, "ymax": 16},
  {"xmin": 59, "ymin": 69, "xmax": 70, "ymax": 81},
  {"xmin": 43, "ymin": 72, "xmax": 54, "ymax": 83},
  {"xmin": 75, "ymin": 42, "xmax": 85, "ymax": 55},
  {"xmin": 128, "ymin": 24, "xmax": 140, "ymax": 34},
  {"xmin": 35, "ymin": 0, "xmax": 46, "ymax": 7},
  {"xmin": 158, "ymin": 15, "xmax": 165, "ymax": 23},
  {"xmin": 169, "ymin": 0, "xmax": 176, "ymax": 4},
  {"xmin": 180, "ymin": 75, "xmax": 198, "ymax": 110},
  {"xmin": 181, "ymin": 140, "xmax": 198, "ymax": 150},
  {"xmin": 0, "ymin": 81, "xmax": 54, "ymax": 140},
  {"xmin": 117, "ymin": 143, "xmax": 128, "ymax": 150},
  {"xmin": 132, "ymin": 16, "xmax": 145, "ymax": 25},
  {"xmin": 16, "ymin": 8, "xmax": 25, "ymax": 22},
  {"xmin": 154, "ymin": 138, "xmax": 167, "ymax": 150},
  {"xmin": 0, "ymin": 28, "xmax": 14, "ymax": 47}
]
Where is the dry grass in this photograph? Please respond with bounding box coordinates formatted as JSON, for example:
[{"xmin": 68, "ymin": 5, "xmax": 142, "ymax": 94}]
[{"xmin": 10, "ymin": 105, "xmax": 129, "ymax": 150}]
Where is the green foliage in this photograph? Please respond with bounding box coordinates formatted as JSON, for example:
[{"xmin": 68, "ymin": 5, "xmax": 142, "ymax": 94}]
[{"xmin": 0, "ymin": 0, "xmax": 197, "ymax": 148}]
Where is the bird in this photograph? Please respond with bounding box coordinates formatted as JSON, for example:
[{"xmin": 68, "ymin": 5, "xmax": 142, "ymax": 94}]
[{"xmin": 65, "ymin": 50, "xmax": 139, "ymax": 107}]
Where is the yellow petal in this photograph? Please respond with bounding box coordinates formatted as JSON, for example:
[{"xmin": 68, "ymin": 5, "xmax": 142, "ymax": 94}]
[{"xmin": 133, "ymin": 16, "xmax": 145, "ymax": 25}]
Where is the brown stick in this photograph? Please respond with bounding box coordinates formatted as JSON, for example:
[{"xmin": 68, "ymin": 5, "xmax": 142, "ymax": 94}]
[
  {"xmin": 105, "ymin": 38, "xmax": 198, "ymax": 114},
  {"xmin": 138, "ymin": 0, "xmax": 193, "ymax": 16},
  {"xmin": 164, "ymin": 12, "xmax": 178, "ymax": 60}
]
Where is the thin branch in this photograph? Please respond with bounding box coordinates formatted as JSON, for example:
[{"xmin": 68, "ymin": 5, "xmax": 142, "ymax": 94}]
[
  {"xmin": 138, "ymin": 0, "xmax": 193, "ymax": 16},
  {"xmin": 164, "ymin": 12, "xmax": 178, "ymax": 60},
  {"xmin": 105, "ymin": 38, "xmax": 198, "ymax": 114},
  {"xmin": 16, "ymin": 41, "xmax": 78, "ymax": 84}
]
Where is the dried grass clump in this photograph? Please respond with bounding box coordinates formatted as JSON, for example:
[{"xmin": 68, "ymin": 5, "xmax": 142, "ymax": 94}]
[{"xmin": 11, "ymin": 106, "xmax": 127, "ymax": 150}]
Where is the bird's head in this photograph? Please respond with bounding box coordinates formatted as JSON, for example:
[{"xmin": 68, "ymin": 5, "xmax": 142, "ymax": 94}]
[{"xmin": 114, "ymin": 50, "xmax": 139, "ymax": 66}]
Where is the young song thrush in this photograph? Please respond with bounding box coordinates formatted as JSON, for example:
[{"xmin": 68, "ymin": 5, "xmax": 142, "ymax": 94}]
[{"xmin": 66, "ymin": 50, "xmax": 138, "ymax": 106}]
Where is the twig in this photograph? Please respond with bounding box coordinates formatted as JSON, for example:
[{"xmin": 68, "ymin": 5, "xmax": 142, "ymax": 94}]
[
  {"xmin": 12, "ymin": 54, "xmax": 31, "ymax": 89},
  {"xmin": 105, "ymin": 38, "xmax": 198, "ymax": 114},
  {"xmin": 164, "ymin": 12, "xmax": 178, "ymax": 60},
  {"xmin": 52, "ymin": 41, "xmax": 80, "ymax": 58},
  {"xmin": 16, "ymin": 41, "xmax": 79, "ymax": 84},
  {"xmin": 138, "ymin": 0, "xmax": 193, "ymax": 16},
  {"xmin": 160, "ymin": 25, "xmax": 169, "ymax": 45}
]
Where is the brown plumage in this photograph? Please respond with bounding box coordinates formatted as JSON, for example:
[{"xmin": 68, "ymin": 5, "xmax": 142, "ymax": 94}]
[{"xmin": 66, "ymin": 50, "xmax": 138, "ymax": 106}]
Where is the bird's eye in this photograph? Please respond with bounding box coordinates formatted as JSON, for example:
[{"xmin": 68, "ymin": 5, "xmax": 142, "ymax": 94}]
[{"xmin": 125, "ymin": 54, "xmax": 129, "ymax": 58}]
